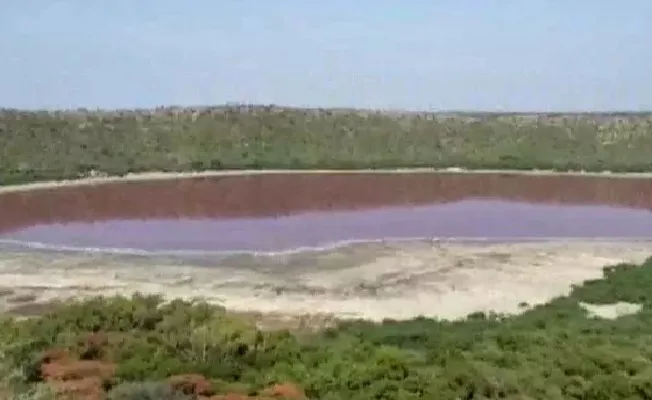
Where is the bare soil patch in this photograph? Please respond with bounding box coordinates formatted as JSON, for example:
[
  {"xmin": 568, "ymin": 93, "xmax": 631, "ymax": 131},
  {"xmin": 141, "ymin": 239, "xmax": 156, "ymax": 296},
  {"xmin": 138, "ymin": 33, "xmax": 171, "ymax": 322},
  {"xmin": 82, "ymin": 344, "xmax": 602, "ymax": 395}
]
[
  {"xmin": 579, "ymin": 301, "xmax": 643, "ymax": 319},
  {"xmin": 2, "ymin": 240, "xmax": 651, "ymax": 322},
  {"xmin": 2, "ymin": 171, "xmax": 652, "ymax": 322}
]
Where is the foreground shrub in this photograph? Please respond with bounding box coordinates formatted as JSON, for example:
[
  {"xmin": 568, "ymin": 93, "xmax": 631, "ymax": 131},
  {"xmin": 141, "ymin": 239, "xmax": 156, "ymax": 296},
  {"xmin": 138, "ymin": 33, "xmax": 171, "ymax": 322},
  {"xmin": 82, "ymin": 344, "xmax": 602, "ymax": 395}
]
[
  {"xmin": 3, "ymin": 260, "xmax": 652, "ymax": 398},
  {"xmin": 107, "ymin": 381, "xmax": 190, "ymax": 400}
]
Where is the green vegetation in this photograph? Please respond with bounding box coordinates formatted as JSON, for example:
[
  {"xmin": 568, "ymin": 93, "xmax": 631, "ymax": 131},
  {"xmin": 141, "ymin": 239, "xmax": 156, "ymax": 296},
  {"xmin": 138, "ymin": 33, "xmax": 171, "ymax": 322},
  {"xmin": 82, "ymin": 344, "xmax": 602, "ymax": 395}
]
[
  {"xmin": 3, "ymin": 105, "xmax": 652, "ymax": 398},
  {"xmin": 2, "ymin": 259, "xmax": 652, "ymax": 399},
  {"xmin": 2, "ymin": 106, "xmax": 652, "ymax": 185}
]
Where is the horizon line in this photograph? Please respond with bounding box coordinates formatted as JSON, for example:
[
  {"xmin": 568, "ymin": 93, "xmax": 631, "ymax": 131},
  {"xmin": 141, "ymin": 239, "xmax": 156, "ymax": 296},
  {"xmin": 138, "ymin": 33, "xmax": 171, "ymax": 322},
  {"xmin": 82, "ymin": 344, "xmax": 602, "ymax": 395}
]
[{"xmin": 1, "ymin": 104, "xmax": 652, "ymax": 115}]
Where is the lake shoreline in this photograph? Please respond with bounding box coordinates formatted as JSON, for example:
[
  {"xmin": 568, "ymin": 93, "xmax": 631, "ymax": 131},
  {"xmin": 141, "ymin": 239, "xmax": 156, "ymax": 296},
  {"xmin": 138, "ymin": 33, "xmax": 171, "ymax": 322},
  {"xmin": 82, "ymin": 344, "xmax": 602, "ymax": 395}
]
[{"xmin": 2, "ymin": 167, "xmax": 652, "ymax": 194}]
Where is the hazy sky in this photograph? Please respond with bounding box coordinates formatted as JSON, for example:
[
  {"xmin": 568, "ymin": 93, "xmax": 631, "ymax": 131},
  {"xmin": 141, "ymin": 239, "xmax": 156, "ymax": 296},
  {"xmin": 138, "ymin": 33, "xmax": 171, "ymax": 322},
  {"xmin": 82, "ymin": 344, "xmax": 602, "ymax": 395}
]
[{"xmin": 1, "ymin": 1, "xmax": 651, "ymax": 111}]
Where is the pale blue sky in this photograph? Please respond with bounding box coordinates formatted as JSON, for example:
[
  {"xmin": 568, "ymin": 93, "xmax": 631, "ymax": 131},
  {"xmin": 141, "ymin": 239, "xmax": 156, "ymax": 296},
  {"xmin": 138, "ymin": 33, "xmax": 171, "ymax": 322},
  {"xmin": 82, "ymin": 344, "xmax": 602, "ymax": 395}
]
[{"xmin": 1, "ymin": 1, "xmax": 651, "ymax": 111}]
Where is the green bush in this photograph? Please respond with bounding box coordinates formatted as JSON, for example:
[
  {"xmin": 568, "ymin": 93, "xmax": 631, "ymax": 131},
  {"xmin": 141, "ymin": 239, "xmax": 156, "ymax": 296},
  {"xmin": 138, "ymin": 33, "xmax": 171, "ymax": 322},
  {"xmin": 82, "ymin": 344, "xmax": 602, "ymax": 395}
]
[
  {"xmin": 3, "ymin": 260, "xmax": 652, "ymax": 398},
  {"xmin": 107, "ymin": 381, "xmax": 190, "ymax": 400},
  {"xmin": 2, "ymin": 107, "xmax": 652, "ymax": 185},
  {"xmin": 3, "ymin": 106, "xmax": 652, "ymax": 398},
  {"xmin": 7, "ymin": 384, "xmax": 55, "ymax": 400}
]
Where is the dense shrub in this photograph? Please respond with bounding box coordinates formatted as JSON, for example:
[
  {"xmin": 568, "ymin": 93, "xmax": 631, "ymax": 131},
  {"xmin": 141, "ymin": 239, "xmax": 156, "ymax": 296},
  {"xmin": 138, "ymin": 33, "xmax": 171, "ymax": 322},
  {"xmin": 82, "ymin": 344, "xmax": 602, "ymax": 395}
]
[
  {"xmin": 2, "ymin": 260, "xmax": 652, "ymax": 398},
  {"xmin": 107, "ymin": 382, "xmax": 190, "ymax": 400},
  {"xmin": 3, "ymin": 106, "xmax": 652, "ymax": 398},
  {"xmin": 2, "ymin": 107, "xmax": 652, "ymax": 185}
]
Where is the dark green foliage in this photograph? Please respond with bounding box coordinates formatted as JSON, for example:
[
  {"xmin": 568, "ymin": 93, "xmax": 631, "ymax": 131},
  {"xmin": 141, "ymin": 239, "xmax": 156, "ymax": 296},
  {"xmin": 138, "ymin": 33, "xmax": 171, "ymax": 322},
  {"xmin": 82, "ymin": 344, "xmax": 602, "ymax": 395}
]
[
  {"xmin": 2, "ymin": 107, "xmax": 652, "ymax": 185},
  {"xmin": 2, "ymin": 261, "xmax": 652, "ymax": 398},
  {"xmin": 3, "ymin": 106, "xmax": 652, "ymax": 398},
  {"xmin": 107, "ymin": 381, "xmax": 190, "ymax": 400}
]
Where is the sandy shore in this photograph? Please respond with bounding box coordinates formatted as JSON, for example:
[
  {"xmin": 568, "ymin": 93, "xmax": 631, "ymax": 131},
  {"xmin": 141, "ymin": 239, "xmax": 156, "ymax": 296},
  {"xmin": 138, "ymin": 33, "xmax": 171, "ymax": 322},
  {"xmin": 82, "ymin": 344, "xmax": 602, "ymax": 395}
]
[
  {"xmin": 2, "ymin": 240, "xmax": 651, "ymax": 321},
  {"xmin": 2, "ymin": 167, "xmax": 652, "ymax": 194},
  {"xmin": 2, "ymin": 169, "xmax": 652, "ymax": 322}
]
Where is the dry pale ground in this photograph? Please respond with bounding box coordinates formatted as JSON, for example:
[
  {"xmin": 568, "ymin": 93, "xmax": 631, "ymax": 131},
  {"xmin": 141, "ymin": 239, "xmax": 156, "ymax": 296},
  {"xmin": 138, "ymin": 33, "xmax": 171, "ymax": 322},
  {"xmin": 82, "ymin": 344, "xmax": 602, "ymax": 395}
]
[
  {"xmin": 1, "ymin": 239, "xmax": 651, "ymax": 321},
  {"xmin": 2, "ymin": 169, "xmax": 652, "ymax": 322}
]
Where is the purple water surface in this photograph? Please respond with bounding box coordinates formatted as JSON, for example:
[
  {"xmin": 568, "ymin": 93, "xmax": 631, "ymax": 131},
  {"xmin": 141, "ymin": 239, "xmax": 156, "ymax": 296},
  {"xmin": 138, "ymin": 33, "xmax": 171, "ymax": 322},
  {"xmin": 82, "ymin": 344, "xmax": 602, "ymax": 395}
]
[{"xmin": 2, "ymin": 199, "xmax": 652, "ymax": 254}]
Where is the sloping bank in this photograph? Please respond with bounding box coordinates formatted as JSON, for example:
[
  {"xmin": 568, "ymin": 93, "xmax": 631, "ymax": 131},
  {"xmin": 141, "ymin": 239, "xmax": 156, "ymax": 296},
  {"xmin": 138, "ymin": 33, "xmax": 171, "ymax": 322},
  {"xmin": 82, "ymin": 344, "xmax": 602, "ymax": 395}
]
[{"xmin": 2, "ymin": 230, "xmax": 652, "ymax": 399}]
